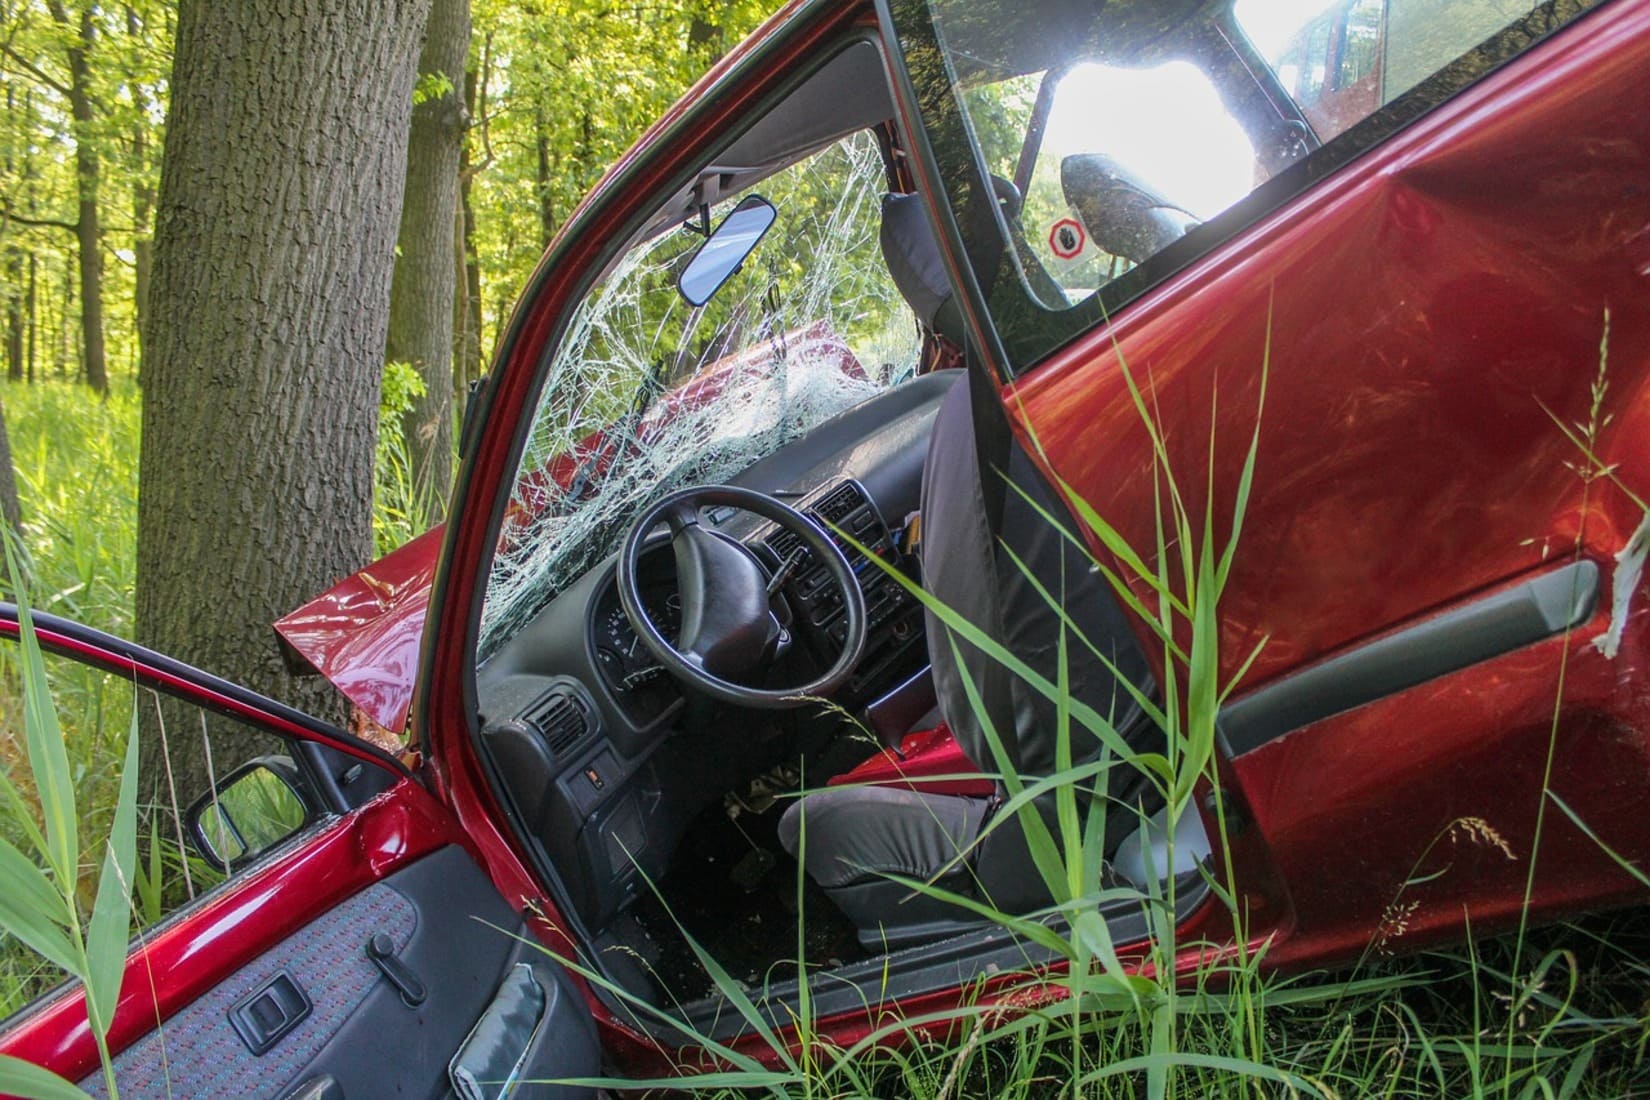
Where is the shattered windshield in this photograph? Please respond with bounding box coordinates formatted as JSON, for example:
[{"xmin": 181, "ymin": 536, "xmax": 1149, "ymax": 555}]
[{"xmin": 479, "ymin": 131, "xmax": 919, "ymax": 657}]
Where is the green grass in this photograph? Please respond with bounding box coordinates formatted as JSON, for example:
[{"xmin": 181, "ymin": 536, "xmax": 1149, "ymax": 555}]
[{"xmin": 0, "ymin": 347, "xmax": 1645, "ymax": 1098}]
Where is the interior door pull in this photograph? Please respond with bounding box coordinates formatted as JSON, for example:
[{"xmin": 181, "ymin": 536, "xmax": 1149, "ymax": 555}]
[
  {"xmin": 229, "ymin": 970, "xmax": 312, "ymax": 1055},
  {"xmin": 367, "ymin": 933, "xmax": 427, "ymax": 1007}
]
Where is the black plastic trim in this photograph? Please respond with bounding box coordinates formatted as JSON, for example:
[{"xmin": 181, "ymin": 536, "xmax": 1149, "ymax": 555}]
[
  {"xmin": 684, "ymin": 873, "xmax": 1211, "ymax": 1040},
  {"xmin": 1220, "ymin": 560, "xmax": 1600, "ymax": 757}
]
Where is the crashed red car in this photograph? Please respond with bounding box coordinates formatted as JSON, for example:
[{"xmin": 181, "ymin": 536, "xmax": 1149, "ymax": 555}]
[{"xmin": 5, "ymin": 0, "xmax": 1650, "ymax": 1094}]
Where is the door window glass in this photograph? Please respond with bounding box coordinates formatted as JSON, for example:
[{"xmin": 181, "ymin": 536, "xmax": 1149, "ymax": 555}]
[
  {"xmin": 0, "ymin": 645, "xmax": 310, "ymax": 1018},
  {"xmin": 887, "ymin": 0, "xmax": 1605, "ymax": 372}
]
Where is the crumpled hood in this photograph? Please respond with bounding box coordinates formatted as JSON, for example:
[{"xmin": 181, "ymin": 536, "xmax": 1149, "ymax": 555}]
[{"xmin": 274, "ymin": 525, "xmax": 442, "ymax": 733}]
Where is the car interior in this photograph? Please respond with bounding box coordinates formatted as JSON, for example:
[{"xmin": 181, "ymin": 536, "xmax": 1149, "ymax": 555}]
[{"xmin": 466, "ymin": 28, "xmax": 1232, "ymax": 1031}]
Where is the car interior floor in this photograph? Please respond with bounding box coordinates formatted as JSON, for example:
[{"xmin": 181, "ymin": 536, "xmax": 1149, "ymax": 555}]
[{"xmin": 627, "ymin": 730, "xmax": 880, "ymax": 1004}]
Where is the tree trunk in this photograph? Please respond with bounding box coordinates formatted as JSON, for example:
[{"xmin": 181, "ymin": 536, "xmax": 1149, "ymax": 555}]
[
  {"xmin": 3, "ymin": 252, "xmax": 20, "ymax": 383},
  {"xmin": 127, "ymin": 4, "xmax": 155, "ymax": 376},
  {"xmin": 136, "ymin": 0, "xmax": 430, "ymax": 802},
  {"xmin": 457, "ymin": 54, "xmax": 486, "ymax": 399},
  {"xmin": 386, "ymin": 0, "xmax": 470, "ymax": 528},
  {"xmin": 535, "ymin": 105, "xmax": 556, "ymax": 247},
  {"xmin": 25, "ymin": 253, "xmax": 36, "ymax": 383},
  {"xmin": 0, "ymin": 394, "xmax": 21, "ymax": 537},
  {"xmin": 49, "ymin": 1, "xmax": 108, "ymax": 395},
  {"xmin": 4, "ymin": 88, "xmax": 21, "ymax": 384}
]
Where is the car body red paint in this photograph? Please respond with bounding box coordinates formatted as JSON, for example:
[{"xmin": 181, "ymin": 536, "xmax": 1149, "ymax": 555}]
[{"xmin": 5, "ymin": 0, "xmax": 1649, "ymax": 1087}]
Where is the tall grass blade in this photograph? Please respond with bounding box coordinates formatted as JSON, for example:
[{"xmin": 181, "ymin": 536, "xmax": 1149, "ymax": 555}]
[
  {"xmin": 6, "ymin": 541, "xmax": 78, "ymax": 883},
  {"xmin": 0, "ymin": 1054, "xmax": 91, "ymax": 1100},
  {"xmin": 85, "ymin": 704, "xmax": 140, "ymax": 1034},
  {"xmin": 0, "ymin": 838, "xmax": 77, "ymax": 973}
]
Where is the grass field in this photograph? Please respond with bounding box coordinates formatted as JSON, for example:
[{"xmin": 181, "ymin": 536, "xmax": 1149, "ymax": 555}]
[{"xmin": 0, "ymin": 376, "xmax": 1646, "ymax": 1097}]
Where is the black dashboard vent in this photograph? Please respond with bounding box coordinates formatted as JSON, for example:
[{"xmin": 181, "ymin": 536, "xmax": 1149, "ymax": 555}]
[
  {"xmin": 813, "ymin": 481, "xmax": 868, "ymax": 527},
  {"xmin": 766, "ymin": 526, "xmax": 803, "ymax": 560},
  {"xmin": 766, "ymin": 481, "xmax": 869, "ymax": 560},
  {"xmin": 522, "ymin": 689, "xmax": 590, "ymax": 756}
]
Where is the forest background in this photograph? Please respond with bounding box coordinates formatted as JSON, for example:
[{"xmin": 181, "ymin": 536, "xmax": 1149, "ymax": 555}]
[{"xmin": 0, "ymin": 0, "xmax": 774, "ymax": 765}]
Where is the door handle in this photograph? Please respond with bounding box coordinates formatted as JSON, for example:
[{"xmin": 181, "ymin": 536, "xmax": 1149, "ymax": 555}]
[
  {"xmin": 277, "ymin": 1076, "xmax": 344, "ymax": 1100},
  {"xmin": 228, "ymin": 970, "xmax": 312, "ymax": 1055}
]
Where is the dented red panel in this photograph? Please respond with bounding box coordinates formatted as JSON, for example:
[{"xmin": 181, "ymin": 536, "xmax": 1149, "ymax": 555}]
[{"xmin": 275, "ymin": 525, "xmax": 442, "ymax": 733}]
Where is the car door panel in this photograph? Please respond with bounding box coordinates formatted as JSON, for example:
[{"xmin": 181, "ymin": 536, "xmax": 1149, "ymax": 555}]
[
  {"xmin": 76, "ymin": 847, "xmax": 596, "ymax": 1099},
  {"xmin": 1220, "ymin": 559, "xmax": 1600, "ymax": 755},
  {"xmin": 1006, "ymin": 3, "xmax": 1650, "ymax": 947},
  {"xmin": 0, "ymin": 608, "xmax": 600, "ymax": 1097}
]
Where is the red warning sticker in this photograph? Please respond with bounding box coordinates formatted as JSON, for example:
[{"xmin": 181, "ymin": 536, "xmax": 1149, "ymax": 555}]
[{"xmin": 1049, "ymin": 217, "xmax": 1086, "ymax": 260}]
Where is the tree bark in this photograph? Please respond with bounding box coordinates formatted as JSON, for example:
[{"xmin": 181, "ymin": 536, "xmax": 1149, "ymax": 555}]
[
  {"xmin": 4, "ymin": 87, "xmax": 22, "ymax": 383},
  {"xmin": 48, "ymin": 1, "xmax": 108, "ymax": 395},
  {"xmin": 3, "ymin": 253, "xmax": 21, "ymax": 382},
  {"xmin": 126, "ymin": 4, "xmax": 155, "ymax": 375},
  {"xmin": 0, "ymin": 393, "xmax": 22, "ymax": 537},
  {"xmin": 387, "ymin": 0, "xmax": 470, "ymax": 528},
  {"xmin": 456, "ymin": 47, "xmax": 487, "ymax": 401},
  {"xmin": 535, "ymin": 105, "xmax": 556, "ymax": 247},
  {"xmin": 136, "ymin": 0, "xmax": 430, "ymax": 801}
]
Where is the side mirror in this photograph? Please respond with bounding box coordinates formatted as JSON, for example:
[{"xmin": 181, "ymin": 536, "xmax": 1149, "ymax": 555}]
[
  {"xmin": 184, "ymin": 756, "xmax": 312, "ymax": 871},
  {"xmin": 676, "ymin": 195, "xmax": 777, "ymax": 307}
]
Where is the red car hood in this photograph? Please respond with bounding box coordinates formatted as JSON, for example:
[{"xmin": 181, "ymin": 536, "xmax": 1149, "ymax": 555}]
[
  {"xmin": 275, "ymin": 525, "xmax": 443, "ymax": 733},
  {"xmin": 277, "ymin": 323, "xmax": 867, "ymax": 734}
]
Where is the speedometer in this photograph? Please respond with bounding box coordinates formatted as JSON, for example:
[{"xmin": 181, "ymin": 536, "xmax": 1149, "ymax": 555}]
[{"xmin": 603, "ymin": 605, "xmax": 640, "ymax": 657}]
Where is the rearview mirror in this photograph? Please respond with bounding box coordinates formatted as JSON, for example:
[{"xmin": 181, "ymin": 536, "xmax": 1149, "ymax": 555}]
[
  {"xmin": 677, "ymin": 195, "xmax": 777, "ymax": 306},
  {"xmin": 184, "ymin": 756, "xmax": 311, "ymax": 871}
]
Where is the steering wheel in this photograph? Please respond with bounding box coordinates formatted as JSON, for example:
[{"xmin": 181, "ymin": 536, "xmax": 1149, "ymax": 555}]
[{"xmin": 617, "ymin": 484, "xmax": 867, "ymax": 708}]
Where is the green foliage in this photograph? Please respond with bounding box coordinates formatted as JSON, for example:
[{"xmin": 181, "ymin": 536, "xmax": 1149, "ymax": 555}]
[
  {"xmin": 0, "ymin": 544, "xmax": 135, "ymax": 1099},
  {"xmin": 0, "ymin": 1, "xmax": 173, "ymax": 388},
  {"xmin": 1, "ymin": 380, "xmax": 139, "ymax": 634},
  {"xmin": 412, "ymin": 70, "xmax": 456, "ymax": 105},
  {"xmin": 464, "ymin": 0, "xmax": 772, "ymax": 357},
  {"xmin": 375, "ymin": 360, "xmax": 437, "ymax": 555}
]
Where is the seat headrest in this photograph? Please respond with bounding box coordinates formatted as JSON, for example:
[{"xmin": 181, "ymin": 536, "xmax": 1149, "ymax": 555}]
[{"xmin": 880, "ymin": 192, "xmax": 962, "ymax": 345}]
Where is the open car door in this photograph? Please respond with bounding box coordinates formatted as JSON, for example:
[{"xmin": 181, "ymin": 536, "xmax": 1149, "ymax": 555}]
[{"xmin": 0, "ymin": 606, "xmax": 599, "ymax": 1099}]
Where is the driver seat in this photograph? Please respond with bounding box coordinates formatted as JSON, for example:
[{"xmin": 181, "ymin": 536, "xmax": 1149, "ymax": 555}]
[{"xmin": 777, "ymin": 195, "xmax": 1156, "ymax": 949}]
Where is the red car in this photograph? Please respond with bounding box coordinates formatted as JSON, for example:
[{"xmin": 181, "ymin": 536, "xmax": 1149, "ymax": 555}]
[{"xmin": 5, "ymin": 0, "xmax": 1648, "ymax": 1094}]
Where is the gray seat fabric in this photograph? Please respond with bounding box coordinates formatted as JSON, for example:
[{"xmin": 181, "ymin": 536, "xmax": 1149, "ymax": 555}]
[
  {"xmin": 780, "ymin": 261, "xmax": 1155, "ymax": 944},
  {"xmin": 879, "ymin": 191, "xmax": 966, "ymax": 346}
]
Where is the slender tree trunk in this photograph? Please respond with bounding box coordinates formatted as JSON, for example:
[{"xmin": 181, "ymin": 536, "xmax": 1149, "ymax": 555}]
[
  {"xmin": 4, "ymin": 88, "xmax": 22, "ymax": 383},
  {"xmin": 49, "ymin": 1, "xmax": 108, "ymax": 395},
  {"xmin": 535, "ymin": 105, "xmax": 555, "ymax": 247},
  {"xmin": 137, "ymin": 0, "xmax": 430, "ymax": 800},
  {"xmin": 25, "ymin": 253, "xmax": 36, "ymax": 383},
  {"xmin": 0, "ymin": 394, "xmax": 21, "ymax": 536},
  {"xmin": 387, "ymin": 0, "xmax": 470, "ymax": 527},
  {"xmin": 457, "ymin": 53, "xmax": 486, "ymax": 396},
  {"xmin": 127, "ymin": 4, "xmax": 155, "ymax": 375},
  {"xmin": 3, "ymin": 252, "xmax": 20, "ymax": 382}
]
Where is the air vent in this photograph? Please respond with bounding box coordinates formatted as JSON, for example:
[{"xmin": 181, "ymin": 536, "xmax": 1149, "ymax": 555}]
[
  {"xmin": 766, "ymin": 526, "xmax": 804, "ymax": 560},
  {"xmin": 765, "ymin": 481, "xmax": 869, "ymax": 561},
  {"xmin": 522, "ymin": 689, "xmax": 590, "ymax": 756},
  {"xmin": 813, "ymin": 481, "xmax": 868, "ymax": 527}
]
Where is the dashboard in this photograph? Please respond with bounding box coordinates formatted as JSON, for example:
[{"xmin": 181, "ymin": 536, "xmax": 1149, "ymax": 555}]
[{"xmin": 472, "ymin": 369, "xmax": 959, "ymax": 931}]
